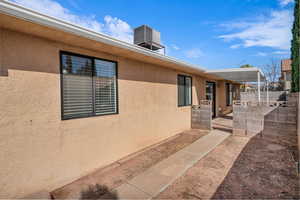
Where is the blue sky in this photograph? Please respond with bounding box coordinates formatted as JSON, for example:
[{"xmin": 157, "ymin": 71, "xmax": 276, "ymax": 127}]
[{"xmin": 9, "ymin": 0, "xmax": 294, "ymax": 70}]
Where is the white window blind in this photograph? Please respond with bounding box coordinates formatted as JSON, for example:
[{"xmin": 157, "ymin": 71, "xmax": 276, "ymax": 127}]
[
  {"xmin": 94, "ymin": 59, "xmax": 117, "ymax": 115},
  {"xmin": 61, "ymin": 52, "xmax": 117, "ymax": 119}
]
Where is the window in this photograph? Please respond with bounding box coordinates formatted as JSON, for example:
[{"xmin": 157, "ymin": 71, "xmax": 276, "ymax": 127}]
[
  {"xmin": 286, "ymin": 72, "xmax": 291, "ymax": 81},
  {"xmin": 178, "ymin": 75, "xmax": 192, "ymax": 106},
  {"xmin": 226, "ymin": 83, "xmax": 233, "ymax": 106},
  {"xmin": 61, "ymin": 52, "xmax": 118, "ymax": 120}
]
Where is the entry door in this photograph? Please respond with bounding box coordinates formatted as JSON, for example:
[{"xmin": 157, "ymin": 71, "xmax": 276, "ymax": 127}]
[{"xmin": 206, "ymin": 82, "xmax": 216, "ymax": 118}]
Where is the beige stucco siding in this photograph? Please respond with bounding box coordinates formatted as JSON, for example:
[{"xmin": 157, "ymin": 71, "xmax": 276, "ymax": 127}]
[{"xmin": 0, "ymin": 28, "xmax": 208, "ymax": 198}]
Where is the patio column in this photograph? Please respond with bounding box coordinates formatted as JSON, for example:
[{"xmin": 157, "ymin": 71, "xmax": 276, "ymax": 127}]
[{"xmin": 257, "ymin": 71, "xmax": 261, "ymax": 102}]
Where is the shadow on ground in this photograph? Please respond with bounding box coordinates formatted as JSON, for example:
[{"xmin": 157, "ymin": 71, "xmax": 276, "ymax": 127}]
[
  {"xmin": 211, "ymin": 133, "xmax": 299, "ymax": 199},
  {"xmin": 220, "ymin": 115, "xmax": 233, "ymax": 120},
  {"xmin": 80, "ymin": 184, "xmax": 118, "ymax": 200}
]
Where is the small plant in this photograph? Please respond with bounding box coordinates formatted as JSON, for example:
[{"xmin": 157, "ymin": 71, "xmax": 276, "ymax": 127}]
[{"xmin": 80, "ymin": 184, "xmax": 118, "ymax": 200}]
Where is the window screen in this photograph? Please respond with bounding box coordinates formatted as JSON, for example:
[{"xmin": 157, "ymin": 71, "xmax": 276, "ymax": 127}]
[
  {"xmin": 61, "ymin": 52, "xmax": 117, "ymax": 119},
  {"xmin": 178, "ymin": 75, "xmax": 192, "ymax": 106}
]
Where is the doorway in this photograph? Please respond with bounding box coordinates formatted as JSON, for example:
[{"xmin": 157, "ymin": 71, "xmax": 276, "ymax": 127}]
[{"xmin": 206, "ymin": 81, "xmax": 216, "ymax": 118}]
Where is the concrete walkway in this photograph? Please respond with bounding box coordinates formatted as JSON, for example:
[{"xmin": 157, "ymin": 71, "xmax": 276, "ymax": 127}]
[{"xmin": 113, "ymin": 130, "xmax": 230, "ymax": 199}]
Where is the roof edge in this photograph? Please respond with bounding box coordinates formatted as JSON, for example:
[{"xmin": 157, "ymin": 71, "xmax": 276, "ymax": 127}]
[
  {"xmin": 207, "ymin": 67, "xmax": 265, "ymax": 77},
  {"xmin": 0, "ymin": 0, "xmax": 206, "ymax": 73}
]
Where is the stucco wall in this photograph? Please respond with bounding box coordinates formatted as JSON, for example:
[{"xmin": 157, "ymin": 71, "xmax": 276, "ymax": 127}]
[
  {"xmin": 217, "ymin": 81, "xmax": 226, "ymax": 114},
  {"xmin": 0, "ymin": 27, "xmax": 3, "ymax": 75},
  {"xmin": 0, "ymin": 28, "xmax": 211, "ymax": 198}
]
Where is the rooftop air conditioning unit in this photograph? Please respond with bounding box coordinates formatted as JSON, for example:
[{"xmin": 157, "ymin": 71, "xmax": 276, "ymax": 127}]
[{"xmin": 134, "ymin": 25, "xmax": 165, "ymax": 53}]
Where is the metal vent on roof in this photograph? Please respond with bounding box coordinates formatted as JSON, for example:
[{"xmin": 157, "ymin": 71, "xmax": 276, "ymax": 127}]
[{"xmin": 134, "ymin": 25, "xmax": 165, "ymax": 54}]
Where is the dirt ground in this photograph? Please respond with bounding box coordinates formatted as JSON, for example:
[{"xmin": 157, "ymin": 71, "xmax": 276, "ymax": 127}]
[
  {"xmin": 51, "ymin": 129, "xmax": 209, "ymax": 199},
  {"xmin": 212, "ymin": 134, "xmax": 299, "ymax": 199},
  {"xmin": 155, "ymin": 133, "xmax": 299, "ymax": 199},
  {"xmin": 154, "ymin": 135, "xmax": 249, "ymax": 199}
]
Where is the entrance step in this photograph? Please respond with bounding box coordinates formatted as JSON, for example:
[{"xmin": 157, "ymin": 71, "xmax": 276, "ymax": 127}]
[{"xmin": 114, "ymin": 130, "xmax": 230, "ymax": 199}]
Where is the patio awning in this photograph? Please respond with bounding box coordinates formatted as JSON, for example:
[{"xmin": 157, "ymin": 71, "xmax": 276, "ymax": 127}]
[
  {"xmin": 207, "ymin": 67, "xmax": 266, "ymax": 102},
  {"xmin": 206, "ymin": 67, "xmax": 265, "ymax": 83}
]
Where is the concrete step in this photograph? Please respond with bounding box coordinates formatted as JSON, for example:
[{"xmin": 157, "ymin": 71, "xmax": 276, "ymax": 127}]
[{"xmin": 114, "ymin": 130, "xmax": 231, "ymax": 199}]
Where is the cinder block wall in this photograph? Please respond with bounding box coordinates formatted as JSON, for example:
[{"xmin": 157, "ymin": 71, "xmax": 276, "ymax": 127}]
[
  {"xmin": 233, "ymin": 103, "xmax": 266, "ymax": 136},
  {"xmin": 263, "ymin": 94, "xmax": 298, "ymax": 162},
  {"xmin": 284, "ymin": 93, "xmax": 299, "ymax": 160},
  {"xmin": 241, "ymin": 91, "xmax": 287, "ymax": 102},
  {"xmin": 191, "ymin": 102, "xmax": 212, "ymax": 130},
  {"xmin": 264, "ymin": 106, "xmax": 297, "ymax": 129},
  {"xmin": 233, "ymin": 102, "xmax": 278, "ymax": 136}
]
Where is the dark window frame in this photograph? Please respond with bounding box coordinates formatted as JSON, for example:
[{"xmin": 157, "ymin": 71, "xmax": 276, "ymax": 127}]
[
  {"xmin": 177, "ymin": 74, "xmax": 193, "ymax": 107},
  {"xmin": 60, "ymin": 51, "xmax": 119, "ymax": 120}
]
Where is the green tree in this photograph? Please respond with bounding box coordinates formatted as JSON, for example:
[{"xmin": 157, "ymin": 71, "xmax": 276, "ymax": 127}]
[
  {"xmin": 240, "ymin": 64, "xmax": 255, "ymax": 68},
  {"xmin": 291, "ymin": 0, "xmax": 300, "ymax": 92}
]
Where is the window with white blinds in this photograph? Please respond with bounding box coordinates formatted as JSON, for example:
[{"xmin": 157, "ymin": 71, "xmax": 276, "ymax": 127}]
[{"xmin": 61, "ymin": 52, "xmax": 118, "ymax": 120}]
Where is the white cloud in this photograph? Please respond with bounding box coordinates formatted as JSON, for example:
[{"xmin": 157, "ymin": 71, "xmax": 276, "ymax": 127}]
[
  {"xmin": 10, "ymin": 0, "xmax": 102, "ymax": 32},
  {"xmin": 103, "ymin": 15, "xmax": 133, "ymax": 43},
  {"xmin": 255, "ymin": 50, "xmax": 290, "ymax": 57},
  {"xmin": 9, "ymin": 0, "xmax": 133, "ymax": 43},
  {"xmin": 272, "ymin": 50, "xmax": 290, "ymax": 55},
  {"xmin": 254, "ymin": 51, "xmax": 290, "ymax": 57},
  {"xmin": 184, "ymin": 48, "xmax": 203, "ymax": 58},
  {"xmin": 256, "ymin": 52, "xmax": 268, "ymax": 56},
  {"xmin": 278, "ymin": 0, "xmax": 294, "ymax": 6},
  {"xmin": 230, "ymin": 44, "xmax": 242, "ymax": 49},
  {"xmin": 171, "ymin": 44, "xmax": 180, "ymax": 50},
  {"xmin": 219, "ymin": 10, "xmax": 293, "ymax": 50}
]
